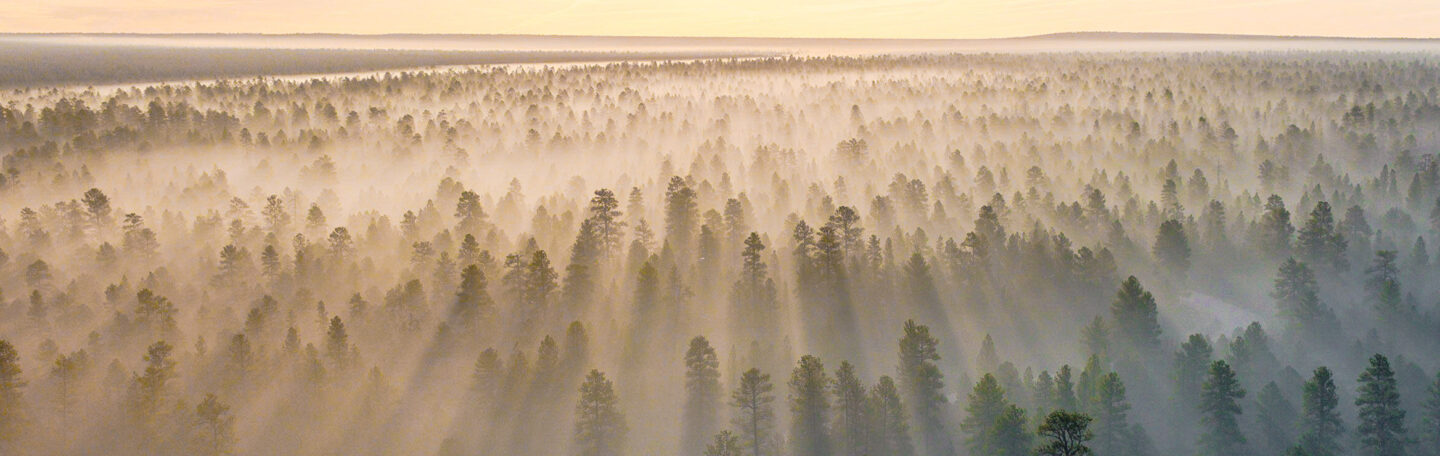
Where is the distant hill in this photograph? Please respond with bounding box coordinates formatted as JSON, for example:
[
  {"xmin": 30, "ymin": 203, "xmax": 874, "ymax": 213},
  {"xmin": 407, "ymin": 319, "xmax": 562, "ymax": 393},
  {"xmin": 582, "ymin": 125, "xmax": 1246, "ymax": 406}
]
[{"xmin": 2, "ymin": 32, "xmax": 1438, "ymax": 88}]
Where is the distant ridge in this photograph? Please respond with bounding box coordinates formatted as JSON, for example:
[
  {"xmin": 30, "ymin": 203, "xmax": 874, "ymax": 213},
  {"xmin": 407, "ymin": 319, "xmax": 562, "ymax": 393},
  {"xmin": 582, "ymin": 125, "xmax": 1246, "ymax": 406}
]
[{"xmin": 6, "ymin": 31, "xmax": 1440, "ymax": 43}]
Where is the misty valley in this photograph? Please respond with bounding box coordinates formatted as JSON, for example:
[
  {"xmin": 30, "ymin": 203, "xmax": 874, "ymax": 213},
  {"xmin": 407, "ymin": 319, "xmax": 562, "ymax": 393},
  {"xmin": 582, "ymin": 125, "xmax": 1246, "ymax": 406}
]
[{"xmin": 1, "ymin": 52, "xmax": 1439, "ymax": 456}]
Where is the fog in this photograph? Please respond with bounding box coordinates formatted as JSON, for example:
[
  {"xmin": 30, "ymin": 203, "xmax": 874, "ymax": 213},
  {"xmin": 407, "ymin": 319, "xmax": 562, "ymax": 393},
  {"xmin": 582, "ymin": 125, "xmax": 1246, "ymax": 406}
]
[{"xmin": 1, "ymin": 45, "xmax": 1440, "ymax": 456}]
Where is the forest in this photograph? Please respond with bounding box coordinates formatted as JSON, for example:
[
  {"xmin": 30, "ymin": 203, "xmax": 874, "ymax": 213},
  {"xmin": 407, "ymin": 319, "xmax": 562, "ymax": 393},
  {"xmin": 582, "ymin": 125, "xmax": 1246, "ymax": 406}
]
[{"xmin": 0, "ymin": 51, "xmax": 1439, "ymax": 456}]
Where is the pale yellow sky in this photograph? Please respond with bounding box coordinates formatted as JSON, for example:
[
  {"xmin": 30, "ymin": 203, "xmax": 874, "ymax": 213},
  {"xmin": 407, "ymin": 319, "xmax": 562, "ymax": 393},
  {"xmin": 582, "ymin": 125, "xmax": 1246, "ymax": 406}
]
[{"xmin": 3, "ymin": 0, "xmax": 1439, "ymax": 39}]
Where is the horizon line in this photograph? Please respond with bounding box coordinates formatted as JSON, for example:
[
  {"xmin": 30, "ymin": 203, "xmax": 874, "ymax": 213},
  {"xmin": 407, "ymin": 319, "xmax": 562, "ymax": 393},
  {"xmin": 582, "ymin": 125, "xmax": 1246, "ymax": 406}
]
[{"xmin": 6, "ymin": 31, "xmax": 1440, "ymax": 43}]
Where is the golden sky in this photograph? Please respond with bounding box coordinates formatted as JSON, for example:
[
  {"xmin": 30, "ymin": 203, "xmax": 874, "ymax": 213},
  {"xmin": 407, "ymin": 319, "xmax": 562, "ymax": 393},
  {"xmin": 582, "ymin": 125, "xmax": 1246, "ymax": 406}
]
[{"xmin": 4, "ymin": 0, "xmax": 1439, "ymax": 39}]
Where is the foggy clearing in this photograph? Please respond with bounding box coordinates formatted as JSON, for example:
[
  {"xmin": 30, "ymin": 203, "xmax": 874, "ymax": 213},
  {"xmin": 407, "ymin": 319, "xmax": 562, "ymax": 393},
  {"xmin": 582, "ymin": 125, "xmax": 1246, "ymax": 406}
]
[{"xmin": 1, "ymin": 38, "xmax": 1439, "ymax": 456}]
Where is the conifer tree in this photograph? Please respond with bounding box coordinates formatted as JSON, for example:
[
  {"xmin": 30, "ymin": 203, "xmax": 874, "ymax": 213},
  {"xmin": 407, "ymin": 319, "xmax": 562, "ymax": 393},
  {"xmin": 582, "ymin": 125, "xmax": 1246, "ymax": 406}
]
[
  {"xmin": 1091, "ymin": 372, "xmax": 1131, "ymax": 456},
  {"xmin": 731, "ymin": 368, "xmax": 776, "ymax": 456},
  {"xmin": 1199, "ymin": 360, "xmax": 1247, "ymax": 456},
  {"xmin": 1298, "ymin": 367, "xmax": 1344, "ymax": 456},
  {"xmin": 831, "ymin": 361, "xmax": 868, "ymax": 456},
  {"xmin": 574, "ymin": 370, "xmax": 626, "ymax": 456},
  {"xmin": 897, "ymin": 320, "xmax": 952, "ymax": 456},
  {"xmin": 1357, "ymin": 354, "xmax": 1408, "ymax": 456},
  {"xmin": 1036, "ymin": 411, "xmax": 1093, "ymax": 456},
  {"xmin": 1256, "ymin": 381, "xmax": 1299, "ymax": 456},
  {"xmin": 866, "ymin": 375, "xmax": 914, "ymax": 456},
  {"xmin": 1110, "ymin": 276, "xmax": 1161, "ymax": 355},
  {"xmin": 0, "ymin": 340, "xmax": 23, "ymax": 445},
  {"xmin": 683, "ymin": 336, "xmax": 722, "ymax": 456},
  {"xmin": 962, "ymin": 373, "xmax": 1008, "ymax": 453},
  {"xmin": 788, "ymin": 355, "xmax": 831, "ymax": 456}
]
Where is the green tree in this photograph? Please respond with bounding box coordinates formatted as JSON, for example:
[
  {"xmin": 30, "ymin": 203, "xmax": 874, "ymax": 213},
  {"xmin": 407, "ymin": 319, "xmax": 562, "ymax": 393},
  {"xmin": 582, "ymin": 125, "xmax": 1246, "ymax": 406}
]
[
  {"xmin": 788, "ymin": 355, "xmax": 831, "ymax": 456},
  {"xmin": 1357, "ymin": 354, "xmax": 1408, "ymax": 456},
  {"xmin": 1153, "ymin": 219, "xmax": 1191, "ymax": 277},
  {"xmin": 832, "ymin": 361, "xmax": 869, "ymax": 456},
  {"xmin": 589, "ymin": 189, "xmax": 625, "ymax": 257},
  {"xmin": 665, "ymin": 176, "xmax": 699, "ymax": 255},
  {"xmin": 1258, "ymin": 195, "xmax": 1295, "ymax": 260},
  {"xmin": 574, "ymin": 370, "xmax": 626, "ymax": 456},
  {"xmin": 0, "ymin": 340, "xmax": 23, "ymax": 445},
  {"xmin": 1298, "ymin": 367, "xmax": 1344, "ymax": 456},
  {"xmin": 962, "ymin": 373, "xmax": 1008, "ymax": 453},
  {"xmin": 1273, "ymin": 258, "xmax": 1336, "ymax": 344},
  {"xmin": 453, "ymin": 264, "xmax": 492, "ymax": 324},
  {"xmin": 195, "ymin": 393, "xmax": 235, "ymax": 456},
  {"xmin": 1366, "ymin": 251, "xmax": 1405, "ymax": 326},
  {"xmin": 866, "ymin": 375, "xmax": 914, "ymax": 456},
  {"xmin": 897, "ymin": 320, "xmax": 952, "ymax": 456},
  {"xmin": 732, "ymin": 233, "xmax": 778, "ymax": 340},
  {"xmin": 1256, "ymin": 381, "xmax": 1299, "ymax": 456},
  {"xmin": 1036, "ymin": 411, "xmax": 1094, "ymax": 456},
  {"xmin": 1198, "ymin": 360, "xmax": 1247, "ymax": 456},
  {"xmin": 1110, "ymin": 276, "xmax": 1161, "ymax": 355},
  {"xmin": 1296, "ymin": 201, "xmax": 1348, "ymax": 272},
  {"xmin": 684, "ymin": 336, "xmax": 723, "ymax": 456},
  {"xmin": 705, "ymin": 430, "xmax": 743, "ymax": 456},
  {"xmin": 1091, "ymin": 372, "xmax": 1131, "ymax": 456},
  {"xmin": 990, "ymin": 404, "xmax": 1032, "ymax": 456},
  {"xmin": 1420, "ymin": 371, "xmax": 1440, "ymax": 456},
  {"xmin": 130, "ymin": 341, "xmax": 176, "ymax": 439},
  {"xmin": 731, "ymin": 368, "xmax": 776, "ymax": 456}
]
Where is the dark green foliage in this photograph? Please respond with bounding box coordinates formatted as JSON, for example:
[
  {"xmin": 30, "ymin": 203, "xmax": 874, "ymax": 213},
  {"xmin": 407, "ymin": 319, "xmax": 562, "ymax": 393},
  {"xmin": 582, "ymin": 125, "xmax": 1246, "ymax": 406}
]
[
  {"xmin": 962, "ymin": 373, "xmax": 1009, "ymax": 454},
  {"xmin": 788, "ymin": 355, "xmax": 830, "ymax": 456},
  {"xmin": 1153, "ymin": 219, "xmax": 1191, "ymax": 276},
  {"xmin": 1357, "ymin": 355, "xmax": 1408, "ymax": 456},
  {"xmin": 866, "ymin": 375, "xmax": 913, "ymax": 456},
  {"xmin": 731, "ymin": 368, "xmax": 776, "ymax": 456},
  {"xmin": 0, "ymin": 340, "xmax": 23, "ymax": 444},
  {"xmin": 1198, "ymin": 360, "xmax": 1247, "ymax": 456},
  {"xmin": 831, "ymin": 361, "xmax": 868, "ymax": 456},
  {"xmin": 683, "ymin": 336, "xmax": 722, "ymax": 456},
  {"xmin": 1256, "ymin": 382, "xmax": 1299, "ymax": 456},
  {"xmin": 1037, "ymin": 410, "xmax": 1093, "ymax": 456},
  {"xmin": 897, "ymin": 320, "xmax": 951, "ymax": 456},
  {"xmin": 1110, "ymin": 276, "xmax": 1161, "ymax": 355}
]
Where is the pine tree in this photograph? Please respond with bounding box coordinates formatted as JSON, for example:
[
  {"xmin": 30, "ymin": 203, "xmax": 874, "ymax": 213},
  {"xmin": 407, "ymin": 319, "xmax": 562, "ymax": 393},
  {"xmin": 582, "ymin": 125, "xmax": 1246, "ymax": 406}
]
[
  {"xmin": 1091, "ymin": 372, "xmax": 1131, "ymax": 456},
  {"xmin": 991, "ymin": 404, "xmax": 1032, "ymax": 456},
  {"xmin": 1298, "ymin": 367, "xmax": 1344, "ymax": 456},
  {"xmin": 1420, "ymin": 371, "xmax": 1440, "ymax": 456},
  {"xmin": 1273, "ymin": 259, "xmax": 1335, "ymax": 344},
  {"xmin": 1153, "ymin": 219, "xmax": 1191, "ymax": 277},
  {"xmin": 683, "ymin": 336, "xmax": 723, "ymax": 456},
  {"xmin": 897, "ymin": 320, "xmax": 952, "ymax": 456},
  {"xmin": 574, "ymin": 370, "xmax": 626, "ymax": 456},
  {"xmin": 705, "ymin": 430, "xmax": 743, "ymax": 456},
  {"xmin": 963, "ymin": 373, "xmax": 1009, "ymax": 453},
  {"xmin": 194, "ymin": 393, "xmax": 235, "ymax": 456},
  {"xmin": 1173, "ymin": 333, "xmax": 1214, "ymax": 450},
  {"xmin": 453, "ymin": 264, "xmax": 492, "ymax": 324},
  {"xmin": 1366, "ymin": 251, "xmax": 1405, "ymax": 327},
  {"xmin": 832, "ymin": 361, "xmax": 868, "ymax": 456},
  {"xmin": 1037, "ymin": 411, "xmax": 1094, "ymax": 456},
  {"xmin": 1111, "ymin": 276, "xmax": 1161, "ymax": 355},
  {"xmin": 589, "ymin": 189, "xmax": 625, "ymax": 257},
  {"xmin": 562, "ymin": 218, "xmax": 604, "ymax": 310},
  {"xmin": 665, "ymin": 176, "xmax": 699, "ymax": 256},
  {"xmin": 732, "ymin": 233, "xmax": 778, "ymax": 339},
  {"xmin": 1199, "ymin": 360, "xmax": 1247, "ymax": 456},
  {"xmin": 1055, "ymin": 365, "xmax": 1078, "ymax": 412},
  {"xmin": 131, "ymin": 341, "xmax": 176, "ymax": 440},
  {"xmin": 0, "ymin": 340, "xmax": 23, "ymax": 445},
  {"xmin": 1258, "ymin": 195, "xmax": 1295, "ymax": 260},
  {"xmin": 1296, "ymin": 201, "xmax": 1348, "ymax": 272},
  {"xmin": 1256, "ymin": 381, "xmax": 1299, "ymax": 456},
  {"xmin": 731, "ymin": 368, "xmax": 776, "ymax": 456},
  {"xmin": 323, "ymin": 316, "xmax": 350, "ymax": 369},
  {"xmin": 788, "ymin": 355, "xmax": 831, "ymax": 456},
  {"xmin": 866, "ymin": 375, "xmax": 914, "ymax": 456},
  {"xmin": 1357, "ymin": 354, "xmax": 1408, "ymax": 456}
]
